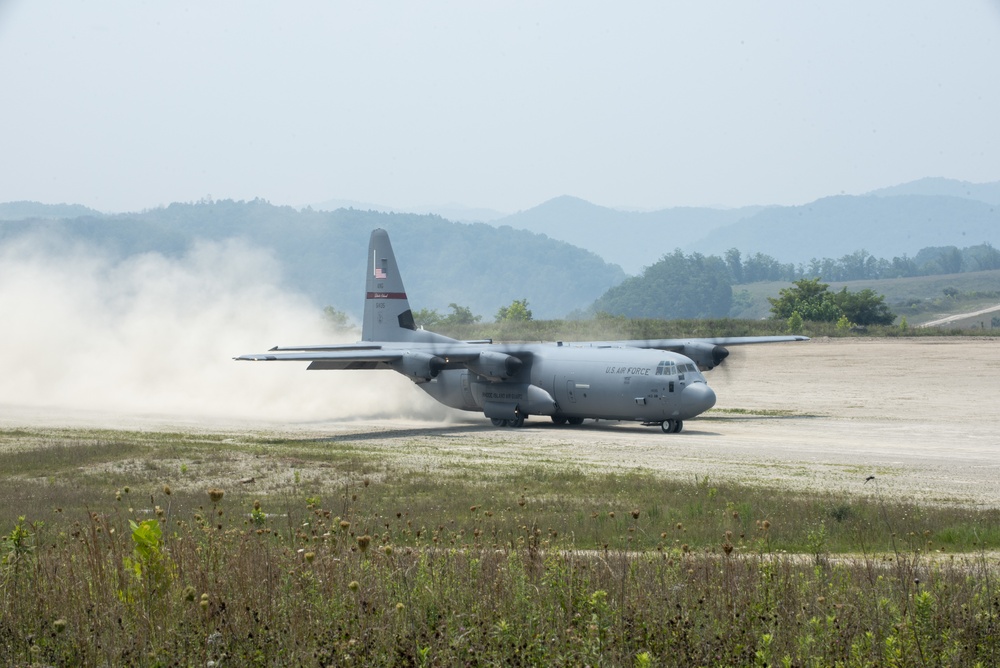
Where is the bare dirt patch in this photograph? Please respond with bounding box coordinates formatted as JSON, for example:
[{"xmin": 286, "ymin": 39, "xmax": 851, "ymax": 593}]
[{"xmin": 3, "ymin": 337, "xmax": 998, "ymax": 506}]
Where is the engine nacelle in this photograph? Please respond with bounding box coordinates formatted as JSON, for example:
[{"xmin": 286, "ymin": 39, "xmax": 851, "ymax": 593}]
[
  {"xmin": 390, "ymin": 351, "xmax": 446, "ymax": 381},
  {"xmin": 465, "ymin": 351, "xmax": 523, "ymax": 380},
  {"xmin": 679, "ymin": 342, "xmax": 730, "ymax": 370}
]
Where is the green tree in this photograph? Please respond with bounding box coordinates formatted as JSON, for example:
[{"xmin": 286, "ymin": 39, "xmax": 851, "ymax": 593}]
[
  {"xmin": 832, "ymin": 288, "xmax": 895, "ymax": 326},
  {"xmin": 496, "ymin": 298, "xmax": 533, "ymax": 322},
  {"xmin": 787, "ymin": 311, "xmax": 804, "ymax": 334},
  {"xmin": 770, "ymin": 278, "xmax": 895, "ymax": 326},
  {"xmin": 592, "ymin": 250, "xmax": 732, "ymax": 319},
  {"xmin": 411, "ymin": 308, "xmax": 443, "ymax": 328},
  {"xmin": 724, "ymin": 248, "xmax": 744, "ymax": 283},
  {"xmin": 768, "ymin": 278, "xmax": 840, "ymax": 322},
  {"xmin": 441, "ymin": 303, "xmax": 481, "ymax": 326},
  {"xmin": 938, "ymin": 247, "xmax": 964, "ymax": 274},
  {"xmin": 323, "ymin": 306, "xmax": 353, "ymax": 330}
]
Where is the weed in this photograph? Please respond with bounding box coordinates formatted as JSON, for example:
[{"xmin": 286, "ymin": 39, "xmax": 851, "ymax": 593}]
[{"xmin": 2, "ymin": 426, "xmax": 1000, "ymax": 663}]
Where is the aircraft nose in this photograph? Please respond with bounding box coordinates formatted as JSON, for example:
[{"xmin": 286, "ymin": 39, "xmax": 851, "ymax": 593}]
[{"xmin": 681, "ymin": 382, "xmax": 716, "ymax": 417}]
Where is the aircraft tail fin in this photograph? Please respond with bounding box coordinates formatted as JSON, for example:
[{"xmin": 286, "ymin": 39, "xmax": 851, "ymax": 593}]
[
  {"xmin": 362, "ymin": 229, "xmax": 427, "ymax": 342},
  {"xmin": 363, "ymin": 229, "xmax": 415, "ymax": 341}
]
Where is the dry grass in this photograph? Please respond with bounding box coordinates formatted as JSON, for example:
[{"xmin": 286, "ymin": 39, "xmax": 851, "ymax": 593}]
[{"xmin": 2, "ymin": 427, "xmax": 1000, "ymax": 665}]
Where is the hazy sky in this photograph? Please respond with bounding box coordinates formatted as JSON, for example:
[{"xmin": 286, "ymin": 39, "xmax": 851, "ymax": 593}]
[{"xmin": 2, "ymin": 1, "xmax": 999, "ymax": 214}]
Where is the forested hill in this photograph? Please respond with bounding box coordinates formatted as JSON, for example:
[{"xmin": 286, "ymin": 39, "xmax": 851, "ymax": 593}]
[
  {"xmin": 0, "ymin": 200, "xmax": 625, "ymax": 320},
  {"xmin": 494, "ymin": 196, "xmax": 762, "ymax": 273},
  {"xmin": 685, "ymin": 194, "xmax": 1000, "ymax": 263},
  {"xmin": 491, "ymin": 180, "xmax": 1000, "ymax": 271},
  {"xmin": 0, "ymin": 201, "xmax": 102, "ymax": 220}
]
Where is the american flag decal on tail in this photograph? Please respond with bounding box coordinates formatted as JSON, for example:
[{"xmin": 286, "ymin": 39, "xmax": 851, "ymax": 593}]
[{"xmin": 373, "ymin": 250, "xmax": 388, "ymax": 279}]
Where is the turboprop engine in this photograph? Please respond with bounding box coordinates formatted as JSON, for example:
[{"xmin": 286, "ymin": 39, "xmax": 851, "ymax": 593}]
[
  {"xmin": 391, "ymin": 351, "xmax": 446, "ymax": 381},
  {"xmin": 465, "ymin": 351, "xmax": 523, "ymax": 380},
  {"xmin": 679, "ymin": 342, "xmax": 730, "ymax": 370}
]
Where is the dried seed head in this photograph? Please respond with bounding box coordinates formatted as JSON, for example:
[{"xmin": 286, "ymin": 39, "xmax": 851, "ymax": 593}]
[
  {"xmin": 357, "ymin": 535, "xmax": 371, "ymax": 552},
  {"xmin": 762, "ymin": 520, "xmax": 771, "ymax": 531},
  {"xmin": 348, "ymin": 580, "xmax": 359, "ymax": 592},
  {"xmin": 304, "ymin": 551, "xmax": 315, "ymax": 563},
  {"xmin": 207, "ymin": 488, "xmax": 224, "ymax": 503},
  {"xmin": 631, "ymin": 509, "xmax": 640, "ymax": 520},
  {"xmin": 340, "ymin": 520, "xmax": 351, "ymax": 531},
  {"xmin": 163, "ymin": 484, "xmax": 172, "ymax": 496}
]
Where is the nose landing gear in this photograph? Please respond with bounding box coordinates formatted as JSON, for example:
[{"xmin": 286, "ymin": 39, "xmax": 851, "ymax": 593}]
[{"xmin": 661, "ymin": 419, "xmax": 683, "ymax": 434}]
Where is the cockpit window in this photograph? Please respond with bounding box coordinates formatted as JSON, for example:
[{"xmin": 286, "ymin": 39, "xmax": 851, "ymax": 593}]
[{"xmin": 655, "ymin": 361, "xmax": 678, "ymax": 376}]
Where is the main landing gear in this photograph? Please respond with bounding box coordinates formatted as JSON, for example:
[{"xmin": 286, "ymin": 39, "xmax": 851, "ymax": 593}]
[
  {"xmin": 660, "ymin": 419, "xmax": 684, "ymax": 434},
  {"xmin": 550, "ymin": 416, "xmax": 585, "ymax": 426},
  {"xmin": 491, "ymin": 415, "xmax": 525, "ymax": 428}
]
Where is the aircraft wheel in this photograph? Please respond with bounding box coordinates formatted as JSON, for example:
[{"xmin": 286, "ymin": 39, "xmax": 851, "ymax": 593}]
[
  {"xmin": 490, "ymin": 418, "xmax": 506, "ymax": 427},
  {"xmin": 567, "ymin": 417, "xmax": 585, "ymax": 426},
  {"xmin": 508, "ymin": 415, "xmax": 525, "ymax": 428},
  {"xmin": 673, "ymin": 419, "xmax": 684, "ymax": 433},
  {"xmin": 551, "ymin": 416, "xmax": 567, "ymax": 425},
  {"xmin": 661, "ymin": 420, "xmax": 675, "ymax": 434}
]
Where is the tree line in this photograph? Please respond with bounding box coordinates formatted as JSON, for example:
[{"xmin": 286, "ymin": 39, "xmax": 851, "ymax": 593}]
[{"xmin": 724, "ymin": 242, "xmax": 1000, "ymax": 284}]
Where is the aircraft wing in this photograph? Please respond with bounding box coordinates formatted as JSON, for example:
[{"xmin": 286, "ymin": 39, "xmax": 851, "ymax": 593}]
[
  {"xmin": 235, "ymin": 342, "xmax": 486, "ymax": 371},
  {"xmin": 617, "ymin": 335, "xmax": 809, "ymax": 348},
  {"xmin": 568, "ymin": 335, "xmax": 809, "ymax": 370},
  {"xmin": 235, "ymin": 345, "xmax": 403, "ymax": 370}
]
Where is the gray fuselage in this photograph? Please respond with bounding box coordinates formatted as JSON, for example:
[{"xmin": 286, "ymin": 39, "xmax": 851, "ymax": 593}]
[{"xmin": 419, "ymin": 343, "xmax": 716, "ymax": 423}]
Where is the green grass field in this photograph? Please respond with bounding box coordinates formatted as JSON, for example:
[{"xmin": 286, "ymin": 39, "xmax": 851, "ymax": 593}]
[
  {"xmin": 732, "ymin": 269, "xmax": 1000, "ymax": 326},
  {"xmin": 3, "ymin": 426, "xmax": 1000, "ymax": 665}
]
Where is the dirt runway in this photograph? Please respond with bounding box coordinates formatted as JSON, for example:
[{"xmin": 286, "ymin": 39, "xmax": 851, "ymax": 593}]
[
  {"xmin": 286, "ymin": 337, "xmax": 1000, "ymax": 507},
  {"xmin": 3, "ymin": 337, "xmax": 998, "ymax": 507}
]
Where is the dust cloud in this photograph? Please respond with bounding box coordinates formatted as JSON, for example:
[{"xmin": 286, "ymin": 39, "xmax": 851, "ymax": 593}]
[{"xmin": 0, "ymin": 234, "xmax": 449, "ymax": 426}]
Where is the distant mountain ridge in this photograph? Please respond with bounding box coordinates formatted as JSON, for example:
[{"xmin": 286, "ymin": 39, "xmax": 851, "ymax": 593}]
[
  {"xmin": 685, "ymin": 193, "xmax": 999, "ymax": 263},
  {"xmin": 0, "ymin": 201, "xmax": 102, "ymax": 220},
  {"xmin": 312, "ymin": 198, "xmax": 508, "ymax": 223},
  {"xmin": 493, "ymin": 196, "xmax": 763, "ymax": 273},
  {"xmin": 866, "ymin": 177, "xmax": 1000, "ymax": 206},
  {"xmin": 488, "ymin": 178, "xmax": 1000, "ymax": 269},
  {"xmin": 5, "ymin": 177, "xmax": 999, "ymax": 282},
  {"xmin": 0, "ymin": 200, "xmax": 623, "ymax": 320}
]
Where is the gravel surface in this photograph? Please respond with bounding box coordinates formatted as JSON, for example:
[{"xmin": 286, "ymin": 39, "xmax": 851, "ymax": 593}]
[{"xmin": 3, "ymin": 337, "xmax": 998, "ymax": 506}]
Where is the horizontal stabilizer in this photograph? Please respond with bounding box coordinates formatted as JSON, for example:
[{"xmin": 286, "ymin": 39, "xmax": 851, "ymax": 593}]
[
  {"xmin": 269, "ymin": 344, "xmax": 383, "ymax": 352},
  {"xmin": 235, "ymin": 350, "xmax": 402, "ymax": 364}
]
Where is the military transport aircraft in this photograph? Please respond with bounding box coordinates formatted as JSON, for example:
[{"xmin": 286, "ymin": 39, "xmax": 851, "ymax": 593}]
[{"xmin": 236, "ymin": 229, "xmax": 807, "ymax": 433}]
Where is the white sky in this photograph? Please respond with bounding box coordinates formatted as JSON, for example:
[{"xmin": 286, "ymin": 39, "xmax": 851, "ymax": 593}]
[{"xmin": 1, "ymin": 1, "xmax": 999, "ymax": 214}]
